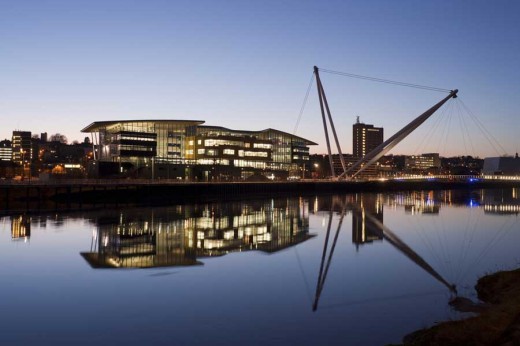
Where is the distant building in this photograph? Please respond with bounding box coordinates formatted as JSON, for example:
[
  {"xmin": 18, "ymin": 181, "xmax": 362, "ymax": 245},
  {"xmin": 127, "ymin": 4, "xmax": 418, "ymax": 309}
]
[
  {"xmin": 353, "ymin": 117, "xmax": 383, "ymax": 159},
  {"xmin": 405, "ymin": 153, "xmax": 441, "ymax": 172},
  {"xmin": 441, "ymin": 156, "xmax": 483, "ymax": 175},
  {"xmin": 331, "ymin": 154, "xmax": 357, "ymax": 176},
  {"xmin": 482, "ymin": 155, "xmax": 520, "ymax": 175},
  {"xmin": 0, "ymin": 140, "xmax": 12, "ymax": 161},
  {"xmin": 11, "ymin": 131, "xmax": 32, "ymax": 166}
]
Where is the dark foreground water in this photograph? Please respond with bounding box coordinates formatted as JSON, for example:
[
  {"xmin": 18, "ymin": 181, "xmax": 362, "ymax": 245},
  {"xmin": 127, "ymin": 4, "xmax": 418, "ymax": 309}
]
[{"xmin": 1, "ymin": 189, "xmax": 520, "ymax": 345}]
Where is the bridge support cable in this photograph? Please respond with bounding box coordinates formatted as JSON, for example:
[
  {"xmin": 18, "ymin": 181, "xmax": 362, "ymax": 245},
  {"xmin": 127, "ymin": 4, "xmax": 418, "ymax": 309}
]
[
  {"xmin": 455, "ymin": 100, "xmax": 472, "ymax": 156},
  {"xmin": 458, "ymin": 216, "xmax": 517, "ymax": 285},
  {"xmin": 412, "ymin": 97, "xmax": 452, "ymax": 156},
  {"xmin": 319, "ymin": 68, "xmax": 453, "ymax": 94},
  {"xmin": 458, "ymin": 98, "xmax": 508, "ymax": 156},
  {"xmin": 314, "ymin": 66, "xmax": 348, "ymax": 177},
  {"xmin": 293, "ymin": 72, "xmax": 315, "ymax": 136},
  {"xmin": 362, "ymin": 210, "xmax": 457, "ymax": 294},
  {"xmin": 345, "ymin": 89, "xmax": 459, "ymax": 179},
  {"xmin": 440, "ymin": 100, "xmax": 456, "ymax": 155},
  {"xmin": 313, "ymin": 197, "xmax": 348, "ymax": 311}
]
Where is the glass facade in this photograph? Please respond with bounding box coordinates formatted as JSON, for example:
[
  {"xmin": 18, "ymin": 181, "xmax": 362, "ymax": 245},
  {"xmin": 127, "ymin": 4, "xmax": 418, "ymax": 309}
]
[
  {"xmin": 195, "ymin": 126, "xmax": 313, "ymax": 176},
  {"xmin": 82, "ymin": 121, "xmax": 315, "ymax": 179}
]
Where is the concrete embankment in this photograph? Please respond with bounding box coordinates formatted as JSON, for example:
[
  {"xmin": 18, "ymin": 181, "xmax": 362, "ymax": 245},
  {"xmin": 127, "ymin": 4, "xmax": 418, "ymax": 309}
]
[{"xmin": 1, "ymin": 179, "xmax": 519, "ymax": 213}]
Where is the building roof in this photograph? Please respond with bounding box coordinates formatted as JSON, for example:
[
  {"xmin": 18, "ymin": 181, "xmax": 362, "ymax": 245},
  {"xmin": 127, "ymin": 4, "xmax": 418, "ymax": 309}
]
[
  {"xmin": 81, "ymin": 120, "xmax": 317, "ymax": 145},
  {"xmin": 81, "ymin": 120, "xmax": 205, "ymax": 133},
  {"xmin": 199, "ymin": 125, "xmax": 318, "ymax": 145}
]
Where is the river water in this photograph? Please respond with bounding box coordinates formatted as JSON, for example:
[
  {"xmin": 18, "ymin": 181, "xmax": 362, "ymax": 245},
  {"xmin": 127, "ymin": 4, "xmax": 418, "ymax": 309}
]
[{"xmin": 1, "ymin": 189, "xmax": 519, "ymax": 345}]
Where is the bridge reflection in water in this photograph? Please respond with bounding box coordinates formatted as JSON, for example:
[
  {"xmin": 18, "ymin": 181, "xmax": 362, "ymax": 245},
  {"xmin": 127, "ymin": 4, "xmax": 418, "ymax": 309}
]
[
  {"xmin": 311, "ymin": 188, "xmax": 520, "ymax": 311},
  {"xmin": 81, "ymin": 198, "xmax": 313, "ymax": 268},
  {"xmin": 76, "ymin": 188, "xmax": 520, "ymax": 274}
]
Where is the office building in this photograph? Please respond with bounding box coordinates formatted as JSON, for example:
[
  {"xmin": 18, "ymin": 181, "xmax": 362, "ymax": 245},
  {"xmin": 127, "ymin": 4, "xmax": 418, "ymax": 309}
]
[
  {"xmin": 352, "ymin": 118, "xmax": 383, "ymax": 158},
  {"xmin": 0, "ymin": 140, "xmax": 12, "ymax": 161},
  {"xmin": 11, "ymin": 131, "xmax": 32, "ymax": 166},
  {"xmin": 405, "ymin": 153, "xmax": 441, "ymax": 172},
  {"xmin": 81, "ymin": 120, "xmax": 315, "ymax": 179}
]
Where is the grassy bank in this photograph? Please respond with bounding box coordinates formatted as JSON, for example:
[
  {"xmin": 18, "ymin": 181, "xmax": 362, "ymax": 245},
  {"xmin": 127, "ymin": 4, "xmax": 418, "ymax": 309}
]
[{"xmin": 401, "ymin": 267, "xmax": 520, "ymax": 346}]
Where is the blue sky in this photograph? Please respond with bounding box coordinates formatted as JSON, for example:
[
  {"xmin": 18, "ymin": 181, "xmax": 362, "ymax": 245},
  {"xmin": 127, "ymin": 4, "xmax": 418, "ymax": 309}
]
[{"xmin": 1, "ymin": 0, "xmax": 519, "ymax": 157}]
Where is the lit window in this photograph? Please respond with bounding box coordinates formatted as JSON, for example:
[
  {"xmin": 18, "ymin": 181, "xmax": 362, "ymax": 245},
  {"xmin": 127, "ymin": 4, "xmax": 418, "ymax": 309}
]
[
  {"xmin": 253, "ymin": 143, "xmax": 272, "ymax": 149},
  {"xmin": 223, "ymin": 149, "xmax": 235, "ymax": 155}
]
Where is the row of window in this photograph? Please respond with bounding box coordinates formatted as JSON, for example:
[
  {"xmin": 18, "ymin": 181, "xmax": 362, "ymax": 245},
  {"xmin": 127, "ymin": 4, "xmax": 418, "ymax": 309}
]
[
  {"xmin": 116, "ymin": 135, "xmax": 156, "ymax": 142},
  {"xmin": 193, "ymin": 149, "xmax": 269, "ymax": 158},
  {"xmin": 118, "ymin": 145, "xmax": 155, "ymax": 152},
  {"xmin": 292, "ymin": 155, "xmax": 310, "ymax": 160},
  {"xmin": 189, "ymin": 139, "xmax": 273, "ymax": 149},
  {"xmin": 292, "ymin": 147, "xmax": 309, "ymax": 153},
  {"xmin": 193, "ymin": 159, "xmax": 267, "ymax": 169}
]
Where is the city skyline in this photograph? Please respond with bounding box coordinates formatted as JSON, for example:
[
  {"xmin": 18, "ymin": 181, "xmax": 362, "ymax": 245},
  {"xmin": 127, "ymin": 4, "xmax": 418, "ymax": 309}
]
[{"xmin": 2, "ymin": 1, "xmax": 519, "ymax": 157}]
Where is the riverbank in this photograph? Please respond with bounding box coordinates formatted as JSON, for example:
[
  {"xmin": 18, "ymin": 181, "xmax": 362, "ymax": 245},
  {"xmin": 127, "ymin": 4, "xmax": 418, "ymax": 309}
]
[
  {"xmin": 401, "ymin": 267, "xmax": 520, "ymax": 346},
  {"xmin": 2, "ymin": 178, "xmax": 520, "ymax": 211}
]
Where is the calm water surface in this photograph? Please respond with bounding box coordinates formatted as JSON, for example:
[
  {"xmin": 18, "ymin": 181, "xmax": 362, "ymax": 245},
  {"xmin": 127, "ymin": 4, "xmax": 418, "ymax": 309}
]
[{"xmin": 1, "ymin": 189, "xmax": 520, "ymax": 345}]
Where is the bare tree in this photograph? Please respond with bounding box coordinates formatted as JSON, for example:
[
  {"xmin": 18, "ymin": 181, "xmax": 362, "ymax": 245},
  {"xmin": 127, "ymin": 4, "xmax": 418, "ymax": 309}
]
[{"xmin": 50, "ymin": 133, "xmax": 68, "ymax": 144}]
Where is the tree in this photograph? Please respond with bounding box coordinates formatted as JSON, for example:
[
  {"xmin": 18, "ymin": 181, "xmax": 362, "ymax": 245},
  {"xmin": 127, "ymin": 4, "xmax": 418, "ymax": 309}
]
[{"xmin": 50, "ymin": 133, "xmax": 68, "ymax": 144}]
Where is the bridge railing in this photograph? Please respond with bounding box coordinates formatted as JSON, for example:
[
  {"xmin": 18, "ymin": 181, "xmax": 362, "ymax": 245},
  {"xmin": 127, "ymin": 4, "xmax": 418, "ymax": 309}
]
[{"xmin": 2, "ymin": 174, "xmax": 520, "ymax": 186}]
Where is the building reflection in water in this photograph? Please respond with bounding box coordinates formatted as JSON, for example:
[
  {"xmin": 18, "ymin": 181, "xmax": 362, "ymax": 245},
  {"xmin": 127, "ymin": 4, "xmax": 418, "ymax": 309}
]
[
  {"xmin": 352, "ymin": 194, "xmax": 384, "ymax": 248},
  {"xmin": 11, "ymin": 215, "xmax": 30, "ymax": 241},
  {"xmin": 81, "ymin": 198, "xmax": 312, "ymax": 268},
  {"xmin": 482, "ymin": 188, "xmax": 520, "ymax": 214}
]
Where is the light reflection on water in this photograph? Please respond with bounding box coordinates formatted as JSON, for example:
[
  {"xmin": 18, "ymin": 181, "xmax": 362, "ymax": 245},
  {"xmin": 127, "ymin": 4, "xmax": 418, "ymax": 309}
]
[{"xmin": 1, "ymin": 189, "xmax": 519, "ymax": 345}]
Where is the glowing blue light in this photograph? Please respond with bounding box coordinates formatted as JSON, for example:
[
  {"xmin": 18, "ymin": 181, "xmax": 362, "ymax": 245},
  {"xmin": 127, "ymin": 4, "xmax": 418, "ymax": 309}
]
[{"xmin": 468, "ymin": 199, "xmax": 479, "ymax": 207}]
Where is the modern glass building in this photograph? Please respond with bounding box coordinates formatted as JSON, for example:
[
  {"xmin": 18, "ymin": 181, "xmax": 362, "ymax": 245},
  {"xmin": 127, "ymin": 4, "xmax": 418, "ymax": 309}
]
[{"xmin": 81, "ymin": 120, "xmax": 316, "ymax": 179}]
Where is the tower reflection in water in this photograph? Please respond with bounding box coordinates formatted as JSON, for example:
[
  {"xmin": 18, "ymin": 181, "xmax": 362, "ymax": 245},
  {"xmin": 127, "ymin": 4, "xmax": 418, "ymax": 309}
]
[
  {"xmin": 81, "ymin": 198, "xmax": 312, "ymax": 268},
  {"xmin": 313, "ymin": 192, "xmax": 460, "ymax": 311}
]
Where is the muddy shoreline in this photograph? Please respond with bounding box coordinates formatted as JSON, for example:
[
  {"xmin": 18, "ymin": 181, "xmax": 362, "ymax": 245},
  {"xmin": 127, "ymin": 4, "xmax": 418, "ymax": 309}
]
[{"xmin": 401, "ymin": 267, "xmax": 520, "ymax": 345}]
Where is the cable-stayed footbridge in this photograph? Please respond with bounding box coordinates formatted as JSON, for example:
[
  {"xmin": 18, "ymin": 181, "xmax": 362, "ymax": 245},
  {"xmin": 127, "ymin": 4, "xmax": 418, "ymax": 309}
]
[{"xmin": 296, "ymin": 66, "xmax": 508, "ymax": 181}]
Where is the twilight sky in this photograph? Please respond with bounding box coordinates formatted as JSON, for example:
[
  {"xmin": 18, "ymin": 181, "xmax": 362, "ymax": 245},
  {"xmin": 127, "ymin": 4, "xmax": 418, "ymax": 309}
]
[{"xmin": 1, "ymin": 0, "xmax": 519, "ymax": 157}]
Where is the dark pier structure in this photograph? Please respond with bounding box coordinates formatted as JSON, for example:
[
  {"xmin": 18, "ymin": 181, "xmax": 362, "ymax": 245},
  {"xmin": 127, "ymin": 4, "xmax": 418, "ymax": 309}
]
[{"xmin": 2, "ymin": 178, "xmax": 520, "ymax": 213}]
